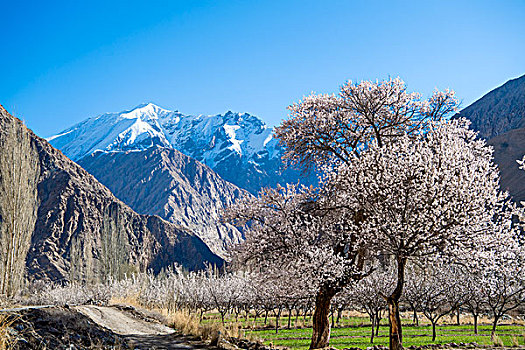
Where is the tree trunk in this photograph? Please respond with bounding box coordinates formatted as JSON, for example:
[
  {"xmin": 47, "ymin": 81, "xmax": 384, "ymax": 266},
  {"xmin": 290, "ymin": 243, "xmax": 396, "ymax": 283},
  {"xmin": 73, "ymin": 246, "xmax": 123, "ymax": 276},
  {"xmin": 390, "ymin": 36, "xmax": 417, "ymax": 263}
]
[
  {"xmin": 412, "ymin": 308, "xmax": 419, "ymax": 326},
  {"xmin": 370, "ymin": 315, "xmax": 376, "ymax": 343},
  {"xmin": 456, "ymin": 308, "xmax": 460, "ymax": 326},
  {"xmin": 275, "ymin": 308, "xmax": 282, "ymax": 334},
  {"xmin": 264, "ymin": 310, "xmax": 268, "ymax": 324},
  {"xmin": 336, "ymin": 308, "xmax": 343, "ymax": 325},
  {"xmin": 376, "ymin": 310, "xmax": 381, "ymax": 336},
  {"xmin": 310, "ymin": 286, "xmax": 336, "ymax": 349},
  {"xmin": 388, "ymin": 299, "xmax": 403, "ymax": 350},
  {"xmin": 473, "ymin": 314, "xmax": 478, "ymax": 334},
  {"xmin": 387, "ymin": 257, "xmax": 406, "ymax": 350},
  {"xmin": 431, "ymin": 321, "xmax": 437, "ymax": 341},
  {"xmin": 288, "ymin": 308, "xmax": 293, "ymax": 329},
  {"xmin": 491, "ymin": 316, "xmax": 499, "ymax": 339}
]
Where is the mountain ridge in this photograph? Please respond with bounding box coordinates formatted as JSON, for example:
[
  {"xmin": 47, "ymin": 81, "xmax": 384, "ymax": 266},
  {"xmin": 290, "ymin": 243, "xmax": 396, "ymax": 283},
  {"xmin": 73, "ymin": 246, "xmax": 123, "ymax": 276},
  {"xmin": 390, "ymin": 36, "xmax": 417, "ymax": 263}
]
[
  {"xmin": 0, "ymin": 104, "xmax": 223, "ymax": 283},
  {"xmin": 78, "ymin": 145, "xmax": 248, "ymax": 257},
  {"xmin": 455, "ymin": 74, "xmax": 525, "ymax": 139},
  {"xmin": 454, "ymin": 74, "xmax": 525, "ymax": 203},
  {"xmin": 48, "ymin": 103, "xmax": 311, "ymax": 194}
]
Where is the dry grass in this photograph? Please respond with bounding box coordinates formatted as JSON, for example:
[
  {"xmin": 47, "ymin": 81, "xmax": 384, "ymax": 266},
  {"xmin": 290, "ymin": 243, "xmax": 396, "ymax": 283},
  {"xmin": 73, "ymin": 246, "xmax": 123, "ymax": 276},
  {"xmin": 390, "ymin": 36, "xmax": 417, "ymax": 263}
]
[
  {"xmin": 345, "ymin": 310, "xmax": 368, "ymax": 318},
  {"xmin": 514, "ymin": 318, "xmax": 525, "ymax": 326},
  {"xmin": 110, "ymin": 294, "xmax": 227, "ymax": 342},
  {"xmin": 0, "ymin": 314, "xmax": 18, "ymax": 350},
  {"xmin": 200, "ymin": 321, "xmax": 224, "ymax": 344},
  {"xmin": 163, "ymin": 310, "xmax": 251, "ymax": 344},
  {"xmin": 492, "ymin": 334, "xmax": 504, "ymax": 347},
  {"xmin": 460, "ymin": 314, "xmax": 494, "ymax": 326},
  {"xmin": 109, "ymin": 294, "xmax": 143, "ymax": 309},
  {"xmin": 294, "ymin": 318, "xmax": 306, "ymax": 328},
  {"xmin": 166, "ymin": 310, "xmax": 201, "ymax": 335}
]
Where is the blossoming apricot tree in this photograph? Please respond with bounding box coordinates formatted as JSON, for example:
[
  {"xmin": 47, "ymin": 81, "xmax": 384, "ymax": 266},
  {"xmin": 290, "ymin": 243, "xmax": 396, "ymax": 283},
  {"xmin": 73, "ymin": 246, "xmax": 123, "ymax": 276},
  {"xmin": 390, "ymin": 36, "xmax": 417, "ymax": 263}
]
[{"xmin": 227, "ymin": 78, "xmax": 514, "ymax": 350}]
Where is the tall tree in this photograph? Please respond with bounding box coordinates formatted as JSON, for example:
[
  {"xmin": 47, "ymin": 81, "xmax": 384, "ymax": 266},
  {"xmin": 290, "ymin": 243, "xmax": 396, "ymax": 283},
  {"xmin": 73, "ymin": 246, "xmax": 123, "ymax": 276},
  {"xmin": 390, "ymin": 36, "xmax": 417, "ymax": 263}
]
[
  {"xmin": 0, "ymin": 116, "xmax": 40, "ymax": 298},
  {"xmin": 231, "ymin": 78, "xmax": 460, "ymax": 349},
  {"xmin": 100, "ymin": 203, "xmax": 130, "ymax": 282},
  {"xmin": 275, "ymin": 77, "xmax": 457, "ymax": 169},
  {"xmin": 225, "ymin": 184, "xmax": 368, "ymax": 346},
  {"xmin": 325, "ymin": 119, "xmax": 514, "ymax": 350}
]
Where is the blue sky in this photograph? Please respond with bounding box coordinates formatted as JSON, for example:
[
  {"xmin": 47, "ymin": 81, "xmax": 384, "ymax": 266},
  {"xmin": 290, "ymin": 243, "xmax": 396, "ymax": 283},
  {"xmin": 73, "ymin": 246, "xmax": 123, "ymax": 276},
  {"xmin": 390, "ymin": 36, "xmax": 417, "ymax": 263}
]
[{"xmin": 1, "ymin": 0, "xmax": 524, "ymax": 137}]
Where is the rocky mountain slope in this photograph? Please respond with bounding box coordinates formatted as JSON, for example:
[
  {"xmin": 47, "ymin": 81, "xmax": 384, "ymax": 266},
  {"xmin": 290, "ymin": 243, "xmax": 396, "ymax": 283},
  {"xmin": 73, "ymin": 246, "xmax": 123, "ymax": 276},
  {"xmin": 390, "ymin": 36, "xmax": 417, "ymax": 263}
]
[
  {"xmin": 455, "ymin": 74, "xmax": 525, "ymax": 139},
  {"xmin": 78, "ymin": 146, "xmax": 247, "ymax": 257},
  {"xmin": 487, "ymin": 128, "xmax": 525, "ymax": 203},
  {"xmin": 48, "ymin": 103, "xmax": 309, "ymax": 194},
  {"xmin": 0, "ymin": 105, "xmax": 223, "ymax": 283},
  {"xmin": 454, "ymin": 74, "xmax": 525, "ymax": 203}
]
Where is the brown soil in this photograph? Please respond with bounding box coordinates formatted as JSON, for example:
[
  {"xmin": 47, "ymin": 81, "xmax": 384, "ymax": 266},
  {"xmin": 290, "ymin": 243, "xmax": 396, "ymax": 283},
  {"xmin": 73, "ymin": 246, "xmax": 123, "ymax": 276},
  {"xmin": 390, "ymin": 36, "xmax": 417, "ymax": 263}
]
[
  {"xmin": 5, "ymin": 306, "xmax": 127, "ymax": 349},
  {"xmin": 1, "ymin": 305, "xmax": 219, "ymax": 349}
]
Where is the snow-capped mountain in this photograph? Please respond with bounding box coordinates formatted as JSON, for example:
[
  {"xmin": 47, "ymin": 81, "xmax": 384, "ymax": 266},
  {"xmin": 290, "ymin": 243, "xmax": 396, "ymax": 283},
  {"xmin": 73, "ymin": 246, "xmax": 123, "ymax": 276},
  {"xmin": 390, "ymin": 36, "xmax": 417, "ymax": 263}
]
[
  {"xmin": 0, "ymin": 104, "xmax": 223, "ymax": 283},
  {"xmin": 48, "ymin": 103, "xmax": 309, "ymax": 194}
]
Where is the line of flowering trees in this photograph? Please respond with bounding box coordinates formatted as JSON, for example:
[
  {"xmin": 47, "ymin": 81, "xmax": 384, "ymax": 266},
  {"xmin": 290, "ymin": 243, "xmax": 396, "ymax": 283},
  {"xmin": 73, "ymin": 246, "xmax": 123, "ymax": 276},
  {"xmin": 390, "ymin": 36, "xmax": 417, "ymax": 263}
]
[
  {"xmin": 225, "ymin": 77, "xmax": 525, "ymax": 350},
  {"xmin": 26, "ymin": 260, "xmax": 525, "ymax": 341}
]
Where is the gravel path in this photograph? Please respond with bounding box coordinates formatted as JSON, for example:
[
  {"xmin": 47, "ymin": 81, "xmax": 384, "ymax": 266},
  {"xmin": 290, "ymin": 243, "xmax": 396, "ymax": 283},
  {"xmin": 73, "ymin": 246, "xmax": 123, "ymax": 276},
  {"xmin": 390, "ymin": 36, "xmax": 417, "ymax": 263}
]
[
  {"xmin": 76, "ymin": 305, "xmax": 175, "ymax": 336},
  {"xmin": 75, "ymin": 305, "xmax": 212, "ymax": 350}
]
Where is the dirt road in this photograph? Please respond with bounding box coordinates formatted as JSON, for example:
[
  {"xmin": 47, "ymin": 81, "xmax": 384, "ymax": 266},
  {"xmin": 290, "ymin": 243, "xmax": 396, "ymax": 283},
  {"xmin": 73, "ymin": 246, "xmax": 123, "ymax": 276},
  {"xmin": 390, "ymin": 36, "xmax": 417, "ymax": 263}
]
[
  {"xmin": 76, "ymin": 305, "xmax": 210, "ymax": 350},
  {"xmin": 76, "ymin": 305, "xmax": 174, "ymax": 336}
]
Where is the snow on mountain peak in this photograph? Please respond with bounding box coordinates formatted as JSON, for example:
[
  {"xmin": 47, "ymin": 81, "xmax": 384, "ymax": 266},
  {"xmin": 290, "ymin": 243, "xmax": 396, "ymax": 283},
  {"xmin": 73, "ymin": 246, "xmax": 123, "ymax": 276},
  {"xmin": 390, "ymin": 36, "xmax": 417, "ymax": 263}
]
[
  {"xmin": 48, "ymin": 103, "xmax": 280, "ymax": 168},
  {"xmin": 119, "ymin": 102, "xmax": 171, "ymax": 121},
  {"xmin": 48, "ymin": 103, "xmax": 314, "ymax": 194},
  {"xmin": 223, "ymin": 124, "xmax": 243, "ymax": 154}
]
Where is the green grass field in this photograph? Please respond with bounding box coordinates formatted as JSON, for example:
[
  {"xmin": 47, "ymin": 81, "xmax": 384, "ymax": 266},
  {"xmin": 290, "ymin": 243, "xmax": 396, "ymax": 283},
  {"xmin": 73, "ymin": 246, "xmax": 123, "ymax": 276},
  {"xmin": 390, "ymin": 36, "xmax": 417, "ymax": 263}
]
[{"xmin": 203, "ymin": 313, "xmax": 525, "ymax": 349}]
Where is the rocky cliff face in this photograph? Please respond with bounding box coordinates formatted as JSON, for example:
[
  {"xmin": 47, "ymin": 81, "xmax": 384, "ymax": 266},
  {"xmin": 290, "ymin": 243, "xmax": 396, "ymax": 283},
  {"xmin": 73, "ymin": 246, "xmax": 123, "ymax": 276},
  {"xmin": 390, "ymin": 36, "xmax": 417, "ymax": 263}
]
[
  {"xmin": 488, "ymin": 128, "xmax": 525, "ymax": 203},
  {"xmin": 0, "ymin": 105, "xmax": 223, "ymax": 283},
  {"xmin": 78, "ymin": 147, "xmax": 247, "ymax": 257},
  {"xmin": 455, "ymin": 74, "xmax": 525, "ymax": 139},
  {"xmin": 454, "ymin": 74, "xmax": 525, "ymax": 203},
  {"xmin": 48, "ymin": 103, "xmax": 312, "ymax": 194}
]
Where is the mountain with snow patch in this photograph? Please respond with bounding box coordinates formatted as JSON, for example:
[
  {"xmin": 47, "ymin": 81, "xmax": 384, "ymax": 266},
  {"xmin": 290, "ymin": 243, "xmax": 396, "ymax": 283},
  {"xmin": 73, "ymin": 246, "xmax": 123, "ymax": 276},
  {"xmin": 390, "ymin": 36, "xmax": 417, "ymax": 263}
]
[
  {"xmin": 48, "ymin": 103, "xmax": 310, "ymax": 194},
  {"xmin": 0, "ymin": 105, "xmax": 223, "ymax": 282}
]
